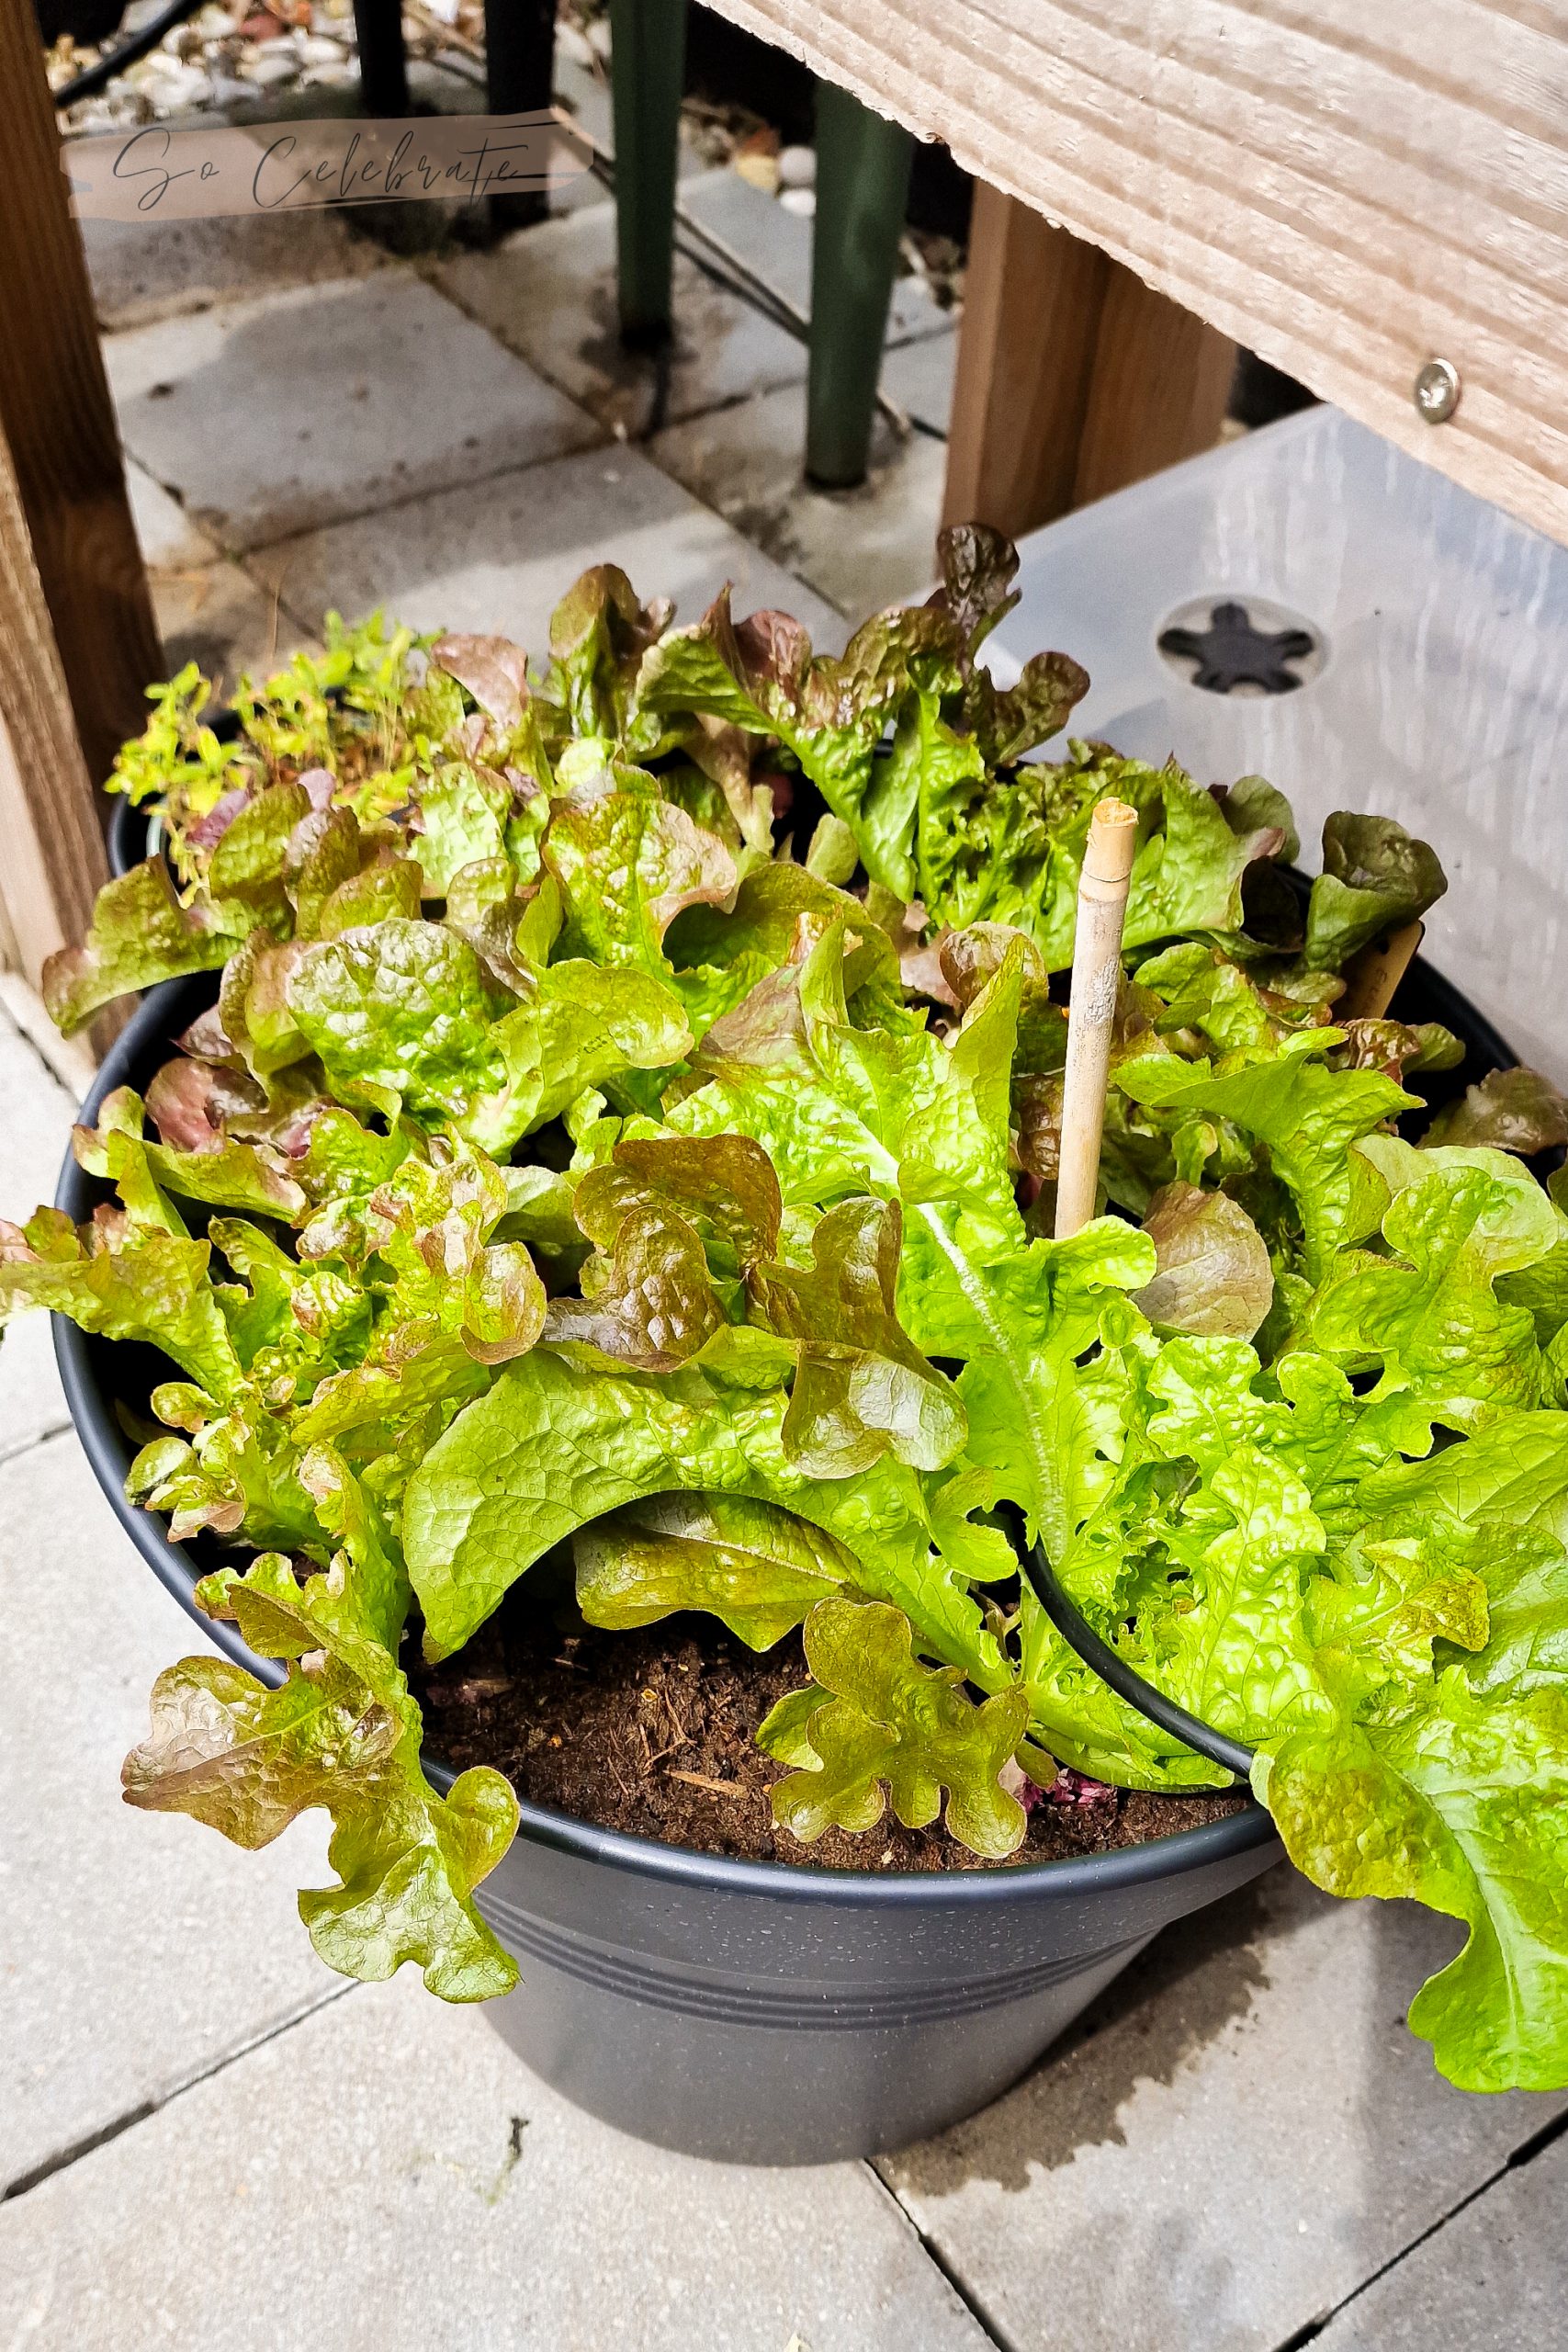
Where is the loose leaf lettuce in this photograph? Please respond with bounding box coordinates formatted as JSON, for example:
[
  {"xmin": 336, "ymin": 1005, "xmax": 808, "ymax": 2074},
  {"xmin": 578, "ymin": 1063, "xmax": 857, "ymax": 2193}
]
[
  {"xmin": 122, "ymin": 1496, "xmax": 518, "ymax": 2000},
  {"xmin": 402, "ymin": 1347, "xmax": 1009, "ymax": 1685},
  {"xmin": 17, "ymin": 536, "xmax": 1568, "ymax": 2079},
  {"xmin": 764, "ymin": 1598, "xmax": 1030, "ymax": 1857}
]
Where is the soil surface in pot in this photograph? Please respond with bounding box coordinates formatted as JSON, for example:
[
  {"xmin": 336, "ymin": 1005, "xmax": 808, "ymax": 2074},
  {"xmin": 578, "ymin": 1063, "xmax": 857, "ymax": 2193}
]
[{"xmin": 413, "ymin": 1604, "xmax": 1247, "ymax": 1872}]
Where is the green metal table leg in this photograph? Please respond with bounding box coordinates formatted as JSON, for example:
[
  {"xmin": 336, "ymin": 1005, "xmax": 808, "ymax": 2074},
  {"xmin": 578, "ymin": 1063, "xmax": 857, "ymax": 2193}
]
[
  {"xmin": 609, "ymin": 0, "xmax": 687, "ymax": 349},
  {"xmin": 807, "ymin": 81, "xmax": 914, "ymax": 489}
]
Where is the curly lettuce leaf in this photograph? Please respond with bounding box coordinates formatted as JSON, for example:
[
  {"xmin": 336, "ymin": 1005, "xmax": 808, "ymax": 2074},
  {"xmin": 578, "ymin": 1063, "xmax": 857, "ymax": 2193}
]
[
  {"xmin": 575, "ymin": 1133, "xmax": 783, "ymax": 1272},
  {"xmin": 753, "ymin": 1197, "xmax": 966, "ymax": 1476},
  {"xmin": 1117, "ymin": 1033, "xmax": 1413, "ymax": 1281},
  {"xmin": 122, "ymin": 1524, "xmax": 518, "ymax": 2000},
  {"xmin": 1260, "ymin": 1673, "xmax": 1568, "ymax": 2093},
  {"xmin": 1303, "ymin": 811, "xmax": 1447, "ymax": 970},
  {"xmin": 670, "ymin": 920, "xmax": 1026, "ymax": 1328},
  {"xmin": 43, "ymin": 858, "xmax": 249, "ymax": 1035},
  {"xmin": 287, "ymin": 918, "xmax": 692, "ymax": 1148},
  {"xmin": 544, "ymin": 1195, "xmax": 724, "ymax": 1370},
  {"xmin": 764, "ymin": 1598, "xmax": 1030, "ymax": 1858},
  {"xmin": 547, "ymin": 562, "xmax": 671, "ymax": 741},
  {"xmin": 0, "ymin": 1206, "xmax": 242, "ymax": 1397},
  {"xmin": 633, "ymin": 592, "xmax": 961, "ymax": 899},
  {"xmin": 73, "ymin": 1085, "xmax": 307, "ymax": 1224},
  {"xmin": 543, "ymin": 763, "xmax": 737, "ymax": 976},
  {"xmin": 1306, "ymin": 1156, "xmax": 1560, "ymax": 1441}
]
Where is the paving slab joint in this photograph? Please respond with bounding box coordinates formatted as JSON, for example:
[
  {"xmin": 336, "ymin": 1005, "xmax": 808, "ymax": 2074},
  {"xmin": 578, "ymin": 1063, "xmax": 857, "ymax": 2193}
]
[
  {"xmin": 2, "ymin": 1980, "xmax": 357, "ymax": 2205},
  {"xmin": 0, "ymin": 1416, "xmax": 75, "ymax": 1473},
  {"xmin": 862, "ymin": 2158, "xmax": 1018, "ymax": 2351},
  {"xmin": 1259, "ymin": 2100, "xmax": 1568, "ymax": 2351}
]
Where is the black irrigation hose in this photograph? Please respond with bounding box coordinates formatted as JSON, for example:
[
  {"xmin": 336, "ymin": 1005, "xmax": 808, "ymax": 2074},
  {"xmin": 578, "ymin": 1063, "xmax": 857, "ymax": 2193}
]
[
  {"xmin": 1021, "ymin": 1540, "xmax": 1258, "ymax": 1783},
  {"xmin": 52, "ymin": 0, "xmax": 207, "ymax": 107}
]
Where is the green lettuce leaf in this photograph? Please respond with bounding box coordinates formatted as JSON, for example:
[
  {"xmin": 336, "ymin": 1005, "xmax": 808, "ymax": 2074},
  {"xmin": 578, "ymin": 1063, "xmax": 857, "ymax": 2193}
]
[
  {"xmin": 764, "ymin": 1598, "xmax": 1030, "ymax": 1858},
  {"xmin": 1306, "ymin": 1156, "xmax": 1559, "ymax": 1441},
  {"xmin": 74, "ymin": 1086, "xmax": 307, "ymax": 1224},
  {"xmin": 1303, "ymin": 811, "xmax": 1448, "ymax": 970},
  {"xmin": 1261, "ymin": 1673, "xmax": 1568, "ymax": 2093},
  {"xmin": 288, "ymin": 918, "xmax": 692, "ymax": 1148},
  {"xmin": 0, "ymin": 1206, "xmax": 242, "ymax": 1397},
  {"xmin": 547, "ymin": 563, "xmax": 671, "ymax": 740},
  {"xmin": 633, "ymin": 592, "xmax": 962, "ymax": 899},
  {"xmin": 543, "ymin": 763, "xmax": 737, "ymax": 977},
  {"xmin": 573, "ymin": 1489, "xmax": 855, "ymax": 1647},
  {"xmin": 1117, "ymin": 1034, "xmax": 1413, "ymax": 1281},
  {"xmin": 122, "ymin": 1526, "xmax": 518, "ymax": 2000},
  {"xmin": 401, "ymin": 1347, "xmax": 1009, "ymax": 1684},
  {"xmin": 43, "ymin": 858, "xmax": 248, "ymax": 1035}
]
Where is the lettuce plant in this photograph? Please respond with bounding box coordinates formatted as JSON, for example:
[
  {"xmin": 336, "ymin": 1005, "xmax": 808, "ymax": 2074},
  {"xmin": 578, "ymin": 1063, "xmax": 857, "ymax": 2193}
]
[{"xmin": 6, "ymin": 531, "xmax": 1568, "ymax": 2092}]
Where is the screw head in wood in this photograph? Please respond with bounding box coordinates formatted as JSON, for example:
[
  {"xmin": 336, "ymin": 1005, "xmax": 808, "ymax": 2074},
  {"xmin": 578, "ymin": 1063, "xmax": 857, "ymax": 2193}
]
[{"xmin": 1414, "ymin": 357, "xmax": 1461, "ymax": 424}]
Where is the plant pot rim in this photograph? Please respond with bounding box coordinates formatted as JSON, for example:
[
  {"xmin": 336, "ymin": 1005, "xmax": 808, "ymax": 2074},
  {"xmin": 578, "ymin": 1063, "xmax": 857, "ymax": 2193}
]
[{"xmin": 54, "ymin": 977, "xmax": 1280, "ymax": 1909}]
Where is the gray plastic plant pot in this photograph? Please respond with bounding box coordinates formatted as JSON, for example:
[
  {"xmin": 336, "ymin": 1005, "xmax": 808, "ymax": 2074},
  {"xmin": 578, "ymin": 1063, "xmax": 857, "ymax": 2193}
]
[{"xmin": 51, "ymin": 933, "xmax": 1528, "ymax": 2162}]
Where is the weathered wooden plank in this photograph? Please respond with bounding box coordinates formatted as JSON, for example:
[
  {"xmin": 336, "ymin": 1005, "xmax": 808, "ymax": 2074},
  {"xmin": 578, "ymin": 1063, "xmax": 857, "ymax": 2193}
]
[
  {"xmin": 0, "ymin": 428, "xmax": 107, "ymax": 993},
  {"xmin": 0, "ymin": 0, "xmax": 161, "ymax": 788},
  {"xmin": 715, "ymin": 0, "xmax": 1568, "ymax": 543}
]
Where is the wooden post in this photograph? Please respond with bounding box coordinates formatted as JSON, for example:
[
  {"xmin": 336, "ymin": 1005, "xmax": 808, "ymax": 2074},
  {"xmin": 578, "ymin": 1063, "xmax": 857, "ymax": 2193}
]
[
  {"xmin": 942, "ymin": 182, "xmax": 1236, "ymax": 537},
  {"xmin": 0, "ymin": 428, "xmax": 107, "ymax": 989},
  {"xmin": 0, "ymin": 0, "xmax": 161, "ymax": 797}
]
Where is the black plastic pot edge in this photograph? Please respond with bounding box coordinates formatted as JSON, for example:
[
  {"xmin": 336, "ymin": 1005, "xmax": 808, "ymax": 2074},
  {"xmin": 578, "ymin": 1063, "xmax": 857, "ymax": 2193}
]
[{"xmin": 107, "ymin": 791, "xmax": 164, "ymax": 881}]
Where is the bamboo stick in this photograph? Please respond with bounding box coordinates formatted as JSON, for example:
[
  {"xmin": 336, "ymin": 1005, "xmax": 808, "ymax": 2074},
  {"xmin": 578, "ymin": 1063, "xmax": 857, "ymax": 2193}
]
[{"xmin": 1055, "ymin": 797, "xmax": 1138, "ymax": 1238}]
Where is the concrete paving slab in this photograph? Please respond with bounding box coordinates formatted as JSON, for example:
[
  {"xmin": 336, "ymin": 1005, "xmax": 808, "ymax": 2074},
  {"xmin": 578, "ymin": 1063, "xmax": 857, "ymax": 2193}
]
[
  {"xmin": 0, "ymin": 1972, "xmax": 994, "ymax": 2352},
  {"xmin": 435, "ymin": 200, "xmax": 808, "ymax": 438},
  {"xmin": 0, "ymin": 1435, "xmax": 335, "ymax": 2198},
  {"xmin": 152, "ymin": 558, "xmax": 313, "ymax": 688},
  {"xmin": 85, "ymin": 204, "xmax": 382, "ymax": 332},
  {"xmin": 1310, "ymin": 2128, "xmax": 1568, "ymax": 2351},
  {"xmin": 122, "ymin": 458, "xmax": 311, "ymax": 683},
  {"xmin": 880, "ymin": 1866, "xmax": 1566, "ymax": 2352},
  {"xmin": 107, "ymin": 271, "xmax": 603, "ymax": 549},
  {"xmin": 678, "ymin": 168, "xmax": 953, "ymax": 345},
  {"xmin": 126, "ymin": 458, "xmax": 220, "ymax": 571},
  {"xmin": 245, "ymin": 439, "xmax": 846, "ymax": 656},
  {"xmin": 882, "ymin": 330, "xmax": 958, "ymax": 436},
  {"xmin": 0, "ymin": 1002, "xmax": 78, "ymax": 1463},
  {"xmin": 650, "ymin": 381, "xmax": 946, "ymax": 618}
]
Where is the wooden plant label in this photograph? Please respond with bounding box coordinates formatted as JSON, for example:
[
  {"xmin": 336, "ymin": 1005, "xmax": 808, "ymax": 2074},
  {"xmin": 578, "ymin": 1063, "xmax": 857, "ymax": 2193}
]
[{"xmin": 1338, "ymin": 921, "xmax": 1425, "ymax": 1022}]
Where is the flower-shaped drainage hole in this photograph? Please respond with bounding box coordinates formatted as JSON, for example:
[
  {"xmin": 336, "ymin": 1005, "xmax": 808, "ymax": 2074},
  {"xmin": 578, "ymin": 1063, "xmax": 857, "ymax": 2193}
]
[{"xmin": 1156, "ymin": 594, "xmax": 1325, "ymax": 695}]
